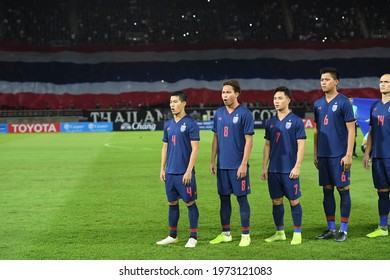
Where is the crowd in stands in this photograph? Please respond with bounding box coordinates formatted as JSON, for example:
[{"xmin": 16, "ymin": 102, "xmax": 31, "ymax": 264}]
[
  {"xmin": 1, "ymin": 0, "xmax": 389, "ymax": 46},
  {"xmin": 290, "ymin": 0, "xmax": 363, "ymax": 41}
]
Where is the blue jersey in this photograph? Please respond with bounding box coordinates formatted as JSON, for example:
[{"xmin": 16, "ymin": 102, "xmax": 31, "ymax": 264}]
[
  {"xmin": 314, "ymin": 93, "xmax": 355, "ymax": 157},
  {"xmin": 163, "ymin": 115, "xmax": 200, "ymax": 174},
  {"xmin": 369, "ymin": 100, "xmax": 390, "ymax": 158},
  {"xmin": 265, "ymin": 112, "xmax": 306, "ymax": 173},
  {"xmin": 212, "ymin": 105, "xmax": 255, "ymax": 169}
]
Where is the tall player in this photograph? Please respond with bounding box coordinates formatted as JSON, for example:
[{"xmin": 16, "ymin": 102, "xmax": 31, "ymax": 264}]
[
  {"xmin": 157, "ymin": 91, "xmax": 200, "ymax": 248},
  {"xmin": 262, "ymin": 86, "xmax": 306, "ymax": 245},
  {"xmin": 209, "ymin": 79, "xmax": 254, "ymax": 247},
  {"xmin": 363, "ymin": 73, "xmax": 390, "ymax": 238},
  {"xmin": 314, "ymin": 67, "xmax": 355, "ymax": 242}
]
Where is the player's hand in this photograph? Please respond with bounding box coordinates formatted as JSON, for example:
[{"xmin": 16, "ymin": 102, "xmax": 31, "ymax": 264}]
[
  {"xmin": 182, "ymin": 170, "xmax": 192, "ymax": 185},
  {"xmin": 362, "ymin": 155, "xmax": 371, "ymax": 170},
  {"xmin": 160, "ymin": 170, "xmax": 166, "ymax": 182},
  {"xmin": 314, "ymin": 156, "xmax": 318, "ymax": 169},
  {"xmin": 340, "ymin": 155, "xmax": 352, "ymax": 171},
  {"xmin": 210, "ymin": 163, "xmax": 216, "ymax": 176},
  {"xmin": 289, "ymin": 166, "xmax": 300, "ymax": 179},
  {"xmin": 261, "ymin": 168, "xmax": 268, "ymax": 181},
  {"xmin": 237, "ymin": 164, "xmax": 247, "ymax": 179}
]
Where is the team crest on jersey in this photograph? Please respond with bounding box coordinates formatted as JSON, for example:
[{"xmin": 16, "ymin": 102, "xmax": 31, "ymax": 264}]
[
  {"xmin": 180, "ymin": 123, "xmax": 187, "ymax": 132},
  {"xmin": 388, "ymin": 106, "xmax": 390, "ymax": 113},
  {"xmin": 233, "ymin": 114, "xmax": 239, "ymax": 124},
  {"xmin": 285, "ymin": 120, "xmax": 292, "ymax": 129},
  {"xmin": 332, "ymin": 102, "xmax": 338, "ymax": 112}
]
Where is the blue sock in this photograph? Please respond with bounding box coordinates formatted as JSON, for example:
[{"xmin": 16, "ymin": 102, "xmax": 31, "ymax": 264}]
[
  {"xmin": 323, "ymin": 188, "xmax": 336, "ymax": 230},
  {"xmin": 378, "ymin": 191, "xmax": 390, "ymax": 227},
  {"xmin": 187, "ymin": 203, "xmax": 199, "ymax": 238},
  {"xmin": 272, "ymin": 204, "xmax": 284, "ymax": 231},
  {"xmin": 220, "ymin": 195, "xmax": 232, "ymax": 232},
  {"xmin": 237, "ymin": 195, "xmax": 250, "ymax": 234},
  {"xmin": 291, "ymin": 203, "xmax": 302, "ymax": 233},
  {"xmin": 168, "ymin": 204, "xmax": 180, "ymax": 238},
  {"xmin": 338, "ymin": 189, "xmax": 351, "ymax": 232}
]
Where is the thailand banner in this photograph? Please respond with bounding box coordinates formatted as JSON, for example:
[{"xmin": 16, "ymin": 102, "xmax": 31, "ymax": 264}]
[
  {"xmin": 0, "ymin": 40, "xmax": 389, "ymax": 110},
  {"xmin": 353, "ymin": 97, "xmax": 379, "ymax": 137}
]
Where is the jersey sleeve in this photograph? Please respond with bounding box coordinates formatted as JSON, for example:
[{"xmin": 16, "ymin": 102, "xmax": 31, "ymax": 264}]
[
  {"xmin": 212, "ymin": 109, "xmax": 220, "ymax": 133},
  {"xmin": 343, "ymin": 99, "xmax": 356, "ymax": 123},
  {"xmin": 264, "ymin": 119, "xmax": 271, "ymax": 140},
  {"xmin": 295, "ymin": 117, "xmax": 307, "ymax": 139},
  {"xmin": 162, "ymin": 121, "xmax": 169, "ymax": 142},
  {"xmin": 242, "ymin": 109, "xmax": 255, "ymax": 135},
  {"xmin": 189, "ymin": 119, "xmax": 200, "ymax": 141},
  {"xmin": 313, "ymin": 100, "xmax": 319, "ymax": 123},
  {"xmin": 369, "ymin": 101, "xmax": 379, "ymax": 127}
]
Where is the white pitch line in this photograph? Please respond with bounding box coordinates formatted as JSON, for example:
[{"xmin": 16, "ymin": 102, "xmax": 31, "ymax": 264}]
[{"xmin": 104, "ymin": 143, "xmax": 156, "ymax": 151}]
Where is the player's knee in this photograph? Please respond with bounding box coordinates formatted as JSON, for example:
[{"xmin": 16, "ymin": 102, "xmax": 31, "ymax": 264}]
[
  {"xmin": 186, "ymin": 200, "xmax": 195, "ymax": 207},
  {"xmin": 323, "ymin": 185, "xmax": 334, "ymax": 190},
  {"xmin": 337, "ymin": 186, "xmax": 349, "ymax": 191},
  {"xmin": 378, "ymin": 188, "xmax": 390, "ymax": 193},
  {"xmin": 289, "ymin": 199, "xmax": 299, "ymax": 206},
  {"xmin": 272, "ymin": 198, "xmax": 283, "ymax": 205},
  {"xmin": 168, "ymin": 200, "xmax": 179, "ymax": 206}
]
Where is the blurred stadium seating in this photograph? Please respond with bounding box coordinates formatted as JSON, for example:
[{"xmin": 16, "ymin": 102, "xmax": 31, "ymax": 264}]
[{"xmin": 1, "ymin": 0, "xmax": 389, "ymax": 46}]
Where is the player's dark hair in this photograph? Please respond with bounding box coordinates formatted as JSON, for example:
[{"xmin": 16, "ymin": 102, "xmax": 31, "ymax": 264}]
[
  {"xmin": 274, "ymin": 86, "xmax": 293, "ymax": 100},
  {"xmin": 320, "ymin": 67, "xmax": 340, "ymax": 80},
  {"xmin": 223, "ymin": 79, "xmax": 241, "ymax": 93},
  {"xmin": 171, "ymin": 91, "xmax": 187, "ymax": 102}
]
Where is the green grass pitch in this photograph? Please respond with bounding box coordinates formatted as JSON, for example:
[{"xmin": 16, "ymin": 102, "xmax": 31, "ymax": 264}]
[{"xmin": 0, "ymin": 129, "xmax": 388, "ymax": 260}]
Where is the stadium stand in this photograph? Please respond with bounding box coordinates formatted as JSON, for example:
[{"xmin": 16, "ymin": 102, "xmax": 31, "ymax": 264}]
[
  {"xmin": 0, "ymin": 0, "xmax": 389, "ymax": 113},
  {"xmin": 1, "ymin": 0, "xmax": 389, "ymax": 46}
]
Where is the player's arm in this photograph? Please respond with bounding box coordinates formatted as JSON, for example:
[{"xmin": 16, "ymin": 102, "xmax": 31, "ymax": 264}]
[
  {"xmin": 160, "ymin": 142, "xmax": 168, "ymax": 182},
  {"xmin": 290, "ymin": 139, "xmax": 306, "ymax": 179},
  {"xmin": 210, "ymin": 133, "xmax": 218, "ymax": 175},
  {"xmin": 313, "ymin": 125, "xmax": 318, "ymax": 169},
  {"xmin": 261, "ymin": 139, "xmax": 270, "ymax": 181},
  {"xmin": 340, "ymin": 121, "xmax": 356, "ymax": 171},
  {"xmin": 362, "ymin": 127, "xmax": 373, "ymax": 169},
  {"xmin": 183, "ymin": 140, "xmax": 199, "ymax": 185},
  {"xmin": 238, "ymin": 134, "xmax": 253, "ymax": 179}
]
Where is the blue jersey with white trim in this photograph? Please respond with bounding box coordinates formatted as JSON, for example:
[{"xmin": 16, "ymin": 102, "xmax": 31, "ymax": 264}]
[
  {"xmin": 265, "ymin": 112, "xmax": 306, "ymax": 173},
  {"xmin": 369, "ymin": 100, "xmax": 390, "ymax": 158},
  {"xmin": 212, "ymin": 104, "xmax": 255, "ymax": 169},
  {"xmin": 314, "ymin": 93, "xmax": 355, "ymax": 157},
  {"xmin": 163, "ymin": 115, "xmax": 200, "ymax": 174}
]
